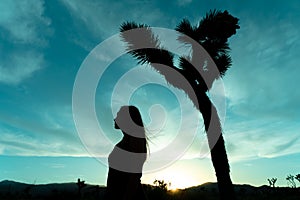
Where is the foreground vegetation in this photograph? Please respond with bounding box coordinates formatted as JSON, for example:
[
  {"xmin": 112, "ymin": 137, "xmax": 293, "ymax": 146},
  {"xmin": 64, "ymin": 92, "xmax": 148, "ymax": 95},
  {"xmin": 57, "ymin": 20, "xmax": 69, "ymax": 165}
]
[{"xmin": 0, "ymin": 180, "xmax": 299, "ymax": 200}]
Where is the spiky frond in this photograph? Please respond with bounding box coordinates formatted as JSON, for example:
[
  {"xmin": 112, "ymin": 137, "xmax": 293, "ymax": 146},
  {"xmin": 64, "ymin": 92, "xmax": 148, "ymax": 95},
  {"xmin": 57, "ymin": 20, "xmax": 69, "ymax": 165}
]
[
  {"xmin": 175, "ymin": 10, "xmax": 239, "ymax": 87},
  {"xmin": 201, "ymin": 39, "xmax": 230, "ymax": 58},
  {"xmin": 197, "ymin": 9, "xmax": 239, "ymax": 42},
  {"xmin": 214, "ymin": 54, "xmax": 232, "ymax": 77},
  {"xmin": 120, "ymin": 22, "xmax": 203, "ymax": 93},
  {"xmin": 120, "ymin": 9, "xmax": 239, "ymax": 93},
  {"xmin": 120, "ymin": 21, "xmax": 178, "ymax": 86},
  {"xmin": 195, "ymin": 9, "xmax": 239, "ymax": 79},
  {"xmin": 120, "ymin": 21, "xmax": 174, "ymax": 67},
  {"xmin": 201, "ymin": 39, "xmax": 232, "ymax": 78},
  {"xmin": 175, "ymin": 19, "xmax": 199, "ymax": 44},
  {"xmin": 120, "ymin": 22, "xmax": 160, "ymax": 50},
  {"xmin": 120, "ymin": 21, "xmax": 148, "ymax": 31}
]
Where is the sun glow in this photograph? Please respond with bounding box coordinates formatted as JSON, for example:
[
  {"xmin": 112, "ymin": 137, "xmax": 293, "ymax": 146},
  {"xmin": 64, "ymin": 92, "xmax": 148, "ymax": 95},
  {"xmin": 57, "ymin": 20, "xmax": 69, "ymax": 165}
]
[
  {"xmin": 142, "ymin": 158, "xmax": 216, "ymax": 190},
  {"xmin": 143, "ymin": 168, "xmax": 202, "ymax": 190},
  {"xmin": 166, "ymin": 172, "xmax": 199, "ymax": 190},
  {"xmin": 170, "ymin": 188, "xmax": 179, "ymax": 193}
]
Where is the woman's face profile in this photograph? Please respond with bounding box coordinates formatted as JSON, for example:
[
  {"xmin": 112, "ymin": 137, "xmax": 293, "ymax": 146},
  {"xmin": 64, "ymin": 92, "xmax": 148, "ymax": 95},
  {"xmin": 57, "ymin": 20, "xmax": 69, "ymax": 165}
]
[
  {"xmin": 114, "ymin": 112, "xmax": 120, "ymax": 129},
  {"xmin": 114, "ymin": 109, "xmax": 128, "ymax": 130},
  {"xmin": 113, "ymin": 106, "xmax": 142, "ymax": 136}
]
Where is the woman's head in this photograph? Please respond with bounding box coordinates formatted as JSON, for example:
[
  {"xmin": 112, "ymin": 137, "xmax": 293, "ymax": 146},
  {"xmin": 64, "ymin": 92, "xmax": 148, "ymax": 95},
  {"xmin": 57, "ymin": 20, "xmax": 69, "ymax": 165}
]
[
  {"xmin": 114, "ymin": 105, "xmax": 147, "ymax": 154},
  {"xmin": 114, "ymin": 105, "xmax": 145, "ymax": 138}
]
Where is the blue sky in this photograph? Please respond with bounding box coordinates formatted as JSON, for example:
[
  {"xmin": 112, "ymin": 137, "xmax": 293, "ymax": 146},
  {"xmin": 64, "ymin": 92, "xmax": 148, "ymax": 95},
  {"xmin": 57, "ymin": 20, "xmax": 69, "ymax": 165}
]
[{"xmin": 0, "ymin": 0, "xmax": 300, "ymax": 189}]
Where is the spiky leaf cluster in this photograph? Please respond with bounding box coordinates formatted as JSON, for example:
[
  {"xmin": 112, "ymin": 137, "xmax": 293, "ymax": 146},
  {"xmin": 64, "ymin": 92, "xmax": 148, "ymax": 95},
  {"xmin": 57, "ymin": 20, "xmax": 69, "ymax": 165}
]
[{"xmin": 120, "ymin": 10, "xmax": 239, "ymax": 93}]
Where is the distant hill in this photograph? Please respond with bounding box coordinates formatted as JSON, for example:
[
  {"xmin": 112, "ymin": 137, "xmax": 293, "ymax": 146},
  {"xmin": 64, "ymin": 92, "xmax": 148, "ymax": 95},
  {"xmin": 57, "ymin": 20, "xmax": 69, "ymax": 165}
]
[
  {"xmin": 178, "ymin": 183, "xmax": 300, "ymax": 200},
  {"xmin": 0, "ymin": 180, "xmax": 299, "ymax": 200},
  {"xmin": 0, "ymin": 180, "xmax": 106, "ymax": 200}
]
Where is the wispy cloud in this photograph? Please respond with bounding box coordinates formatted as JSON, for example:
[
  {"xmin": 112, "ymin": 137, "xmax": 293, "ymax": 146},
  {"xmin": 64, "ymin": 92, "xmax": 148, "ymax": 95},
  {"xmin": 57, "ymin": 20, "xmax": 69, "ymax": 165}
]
[
  {"xmin": 43, "ymin": 163, "xmax": 66, "ymax": 169},
  {"xmin": 60, "ymin": 0, "xmax": 173, "ymax": 51},
  {"xmin": 224, "ymin": 119, "xmax": 300, "ymax": 162},
  {"xmin": 0, "ymin": 0, "xmax": 52, "ymax": 85},
  {"xmin": 61, "ymin": 0, "xmax": 166, "ymax": 36},
  {"xmin": 0, "ymin": 130, "xmax": 86, "ymax": 157},
  {"xmin": 0, "ymin": 0, "xmax": 51, "ymax": 44},
  {"xmin": 0, "ymin": 104, "xmax": 87, "ymax": 157},
  {"xmin": 177, "ymin": 0, "xmax": 192, "ymax": 6},
  {"xmin": 0, "ymin": 52, "xmax": 44, "ymax": 85},
  {"xmin": 225, "ymin": 16, "xmax": 300, "ymax": 120},
  {"xmin": 219, "ymin": 13, "xmax": 300, "ymax": 161}
]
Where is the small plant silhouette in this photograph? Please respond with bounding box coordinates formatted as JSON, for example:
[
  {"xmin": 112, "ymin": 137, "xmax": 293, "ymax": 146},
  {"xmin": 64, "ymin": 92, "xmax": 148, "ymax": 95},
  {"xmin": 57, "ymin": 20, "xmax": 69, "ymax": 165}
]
[
  {"xmin": 153, "ymin": 179, "xmax": 169, "ymax": 191},
  {"xmin": 286, "ymin": 174, "xmax": 296, "ymax": 188},
  {"xmin": 76, "ymin": 178, "xmax": 87, "ymax": 198},
  {"xmin": 295, "ymin": 174, "xmax": 300, "ymax": 183},
  {"xmin": 267, "ymin": 178, "xmax": 277, "ymax": 187}
]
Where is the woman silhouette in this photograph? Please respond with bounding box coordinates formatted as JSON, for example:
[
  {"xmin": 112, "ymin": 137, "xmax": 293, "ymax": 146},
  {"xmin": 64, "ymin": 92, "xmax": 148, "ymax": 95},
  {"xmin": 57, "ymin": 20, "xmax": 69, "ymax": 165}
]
[{"xmin": 106, "ymin": 105, "xmax": 147, "ymax": 200}]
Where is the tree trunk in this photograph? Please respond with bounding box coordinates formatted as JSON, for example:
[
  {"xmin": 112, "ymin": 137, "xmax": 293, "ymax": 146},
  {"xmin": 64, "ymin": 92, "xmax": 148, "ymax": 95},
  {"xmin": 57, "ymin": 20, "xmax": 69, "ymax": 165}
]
[{"xmin": 197, "ymin": 92, "xmax": 235, "ymax": 200}]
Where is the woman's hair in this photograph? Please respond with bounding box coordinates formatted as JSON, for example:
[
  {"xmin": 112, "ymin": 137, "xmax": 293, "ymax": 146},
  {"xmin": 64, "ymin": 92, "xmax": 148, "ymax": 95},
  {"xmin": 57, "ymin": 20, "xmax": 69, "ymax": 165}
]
[{"xmin": 116, "ymin": 105, "xmax": 147, "ymax": 154}]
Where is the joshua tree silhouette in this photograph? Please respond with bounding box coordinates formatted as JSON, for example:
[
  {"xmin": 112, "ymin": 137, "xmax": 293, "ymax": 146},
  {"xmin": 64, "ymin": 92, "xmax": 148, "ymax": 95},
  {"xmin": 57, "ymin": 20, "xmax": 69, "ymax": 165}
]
[
  {"xmin": 267, "ymin": 178, "xmax": 277, "ymax": 187},
  {"xmin": 153, "ymin": 179, "xmax": 169, "ymax": 191},
  {"xmin": 286, "ymin": 174, "xmax": 296, "ymax": 188},
  {"xmin": 120, "ymin": 9, "xmax": 239, "ymax": 200},
  {"xmin": 76, "ymin": 178, "xmax": 87, "ymax": 198},
  {"xmin": 296, "ymin": 174, "xmax": 300, "ymax": 183}
]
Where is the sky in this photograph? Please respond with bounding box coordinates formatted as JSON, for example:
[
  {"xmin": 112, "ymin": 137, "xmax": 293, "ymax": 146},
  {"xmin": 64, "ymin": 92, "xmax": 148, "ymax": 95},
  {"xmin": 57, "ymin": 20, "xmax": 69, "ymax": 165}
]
[{"xmin": 0, "ymin": 0, "xmax": 300, "ymax": 189}]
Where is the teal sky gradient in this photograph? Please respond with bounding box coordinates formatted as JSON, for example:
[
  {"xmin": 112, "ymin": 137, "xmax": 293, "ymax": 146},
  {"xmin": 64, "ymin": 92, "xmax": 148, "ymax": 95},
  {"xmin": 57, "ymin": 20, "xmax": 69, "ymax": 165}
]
[{"xmin": 0, "ymin": 0, "xmax": 300, "ymax": 188}]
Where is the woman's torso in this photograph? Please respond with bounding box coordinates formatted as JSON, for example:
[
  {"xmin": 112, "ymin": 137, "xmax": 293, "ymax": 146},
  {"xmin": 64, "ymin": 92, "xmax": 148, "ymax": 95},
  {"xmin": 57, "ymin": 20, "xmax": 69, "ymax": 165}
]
[{"xmin": 106, "ymin": 139, "xmax": 146, "ymax": 199}]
